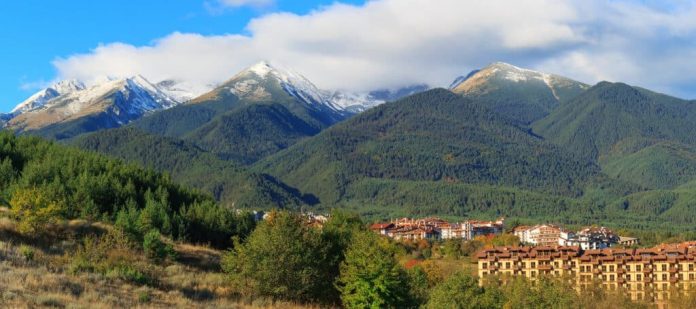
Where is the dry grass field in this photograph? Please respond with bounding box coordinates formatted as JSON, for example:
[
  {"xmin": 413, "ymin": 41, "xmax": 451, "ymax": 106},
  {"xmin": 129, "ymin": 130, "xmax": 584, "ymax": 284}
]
[{"xmin": 0, "ymin": 213, "xmax": 315, "ymax": 309}]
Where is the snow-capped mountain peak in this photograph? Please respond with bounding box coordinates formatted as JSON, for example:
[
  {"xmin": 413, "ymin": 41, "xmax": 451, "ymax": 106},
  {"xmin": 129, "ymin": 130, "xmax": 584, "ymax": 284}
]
[
  {"xmin": 450, "ymin": 62, "xmax": 588, "ymax": 99},
  {"xmin": 10, "ymin": 79, "xmax": 86, "ymax": 114},
  {"xmin": 51, "ymin": 79, "xmax": 86, "ymax": 94},
  {"xmin": 224, "ymin": 61, "xmax": 341, "ymax": 111},
  {"xmin": 4, "ymin": 75, "xmax": 184, "ymax": 134}
]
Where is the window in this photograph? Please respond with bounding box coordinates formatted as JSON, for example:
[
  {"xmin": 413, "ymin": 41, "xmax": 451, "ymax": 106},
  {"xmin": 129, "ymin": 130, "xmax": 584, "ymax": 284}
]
[
  {"xmin": 506, "ymin": 262, "xmax": 510, "ymax": 269},
  {"xmin": 637, "ymin": 274, "xmax": 642, "ymax": 281},
  {"xmin": 531, "ymin": 262, "xmax": 536, "ymax": 268},
  {"xmin": 689, "ymin": 274, "xmax": 694, "ymax": 280},
  {"xmin": 531, "ymin": 271, "xmax": 537, "ymax": 277},
  {"xmin": 610, "ymin": 265, "xmax": 615, "ymax": 272},
  {"xmin": 482, "ymin": 262, "xmax": 488, "ymax": 269},
  {"xmin": 636, "ymin": 265, "xmax": 642, "ymax": 272},
  {"xmin": 662, "ymin": 264, "xmax": 667, "ymax": 271},
  {"xmin": 610, "ymin": 275, "xmax": 615, "ymax": 281},
  {"xmin": 690, "ymin": 264, "xmax": 694, "ymax": 271},
  {"xmin": 602, "ymin": 265, "xmax": 607, "ymax": 272},
  {"xmin": 554, "ymin": 271, "xmax": 559, "ymax": 276},
  {"xmin": 662, "ymin": 274, "xmax": 668, "ymax": 281}
]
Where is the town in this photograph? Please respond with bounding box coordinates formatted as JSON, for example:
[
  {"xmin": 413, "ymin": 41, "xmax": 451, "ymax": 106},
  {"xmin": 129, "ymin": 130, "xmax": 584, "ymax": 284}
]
[{"xmin": 368, "ymin": 217, "xmax": 639, "ymax": 249}]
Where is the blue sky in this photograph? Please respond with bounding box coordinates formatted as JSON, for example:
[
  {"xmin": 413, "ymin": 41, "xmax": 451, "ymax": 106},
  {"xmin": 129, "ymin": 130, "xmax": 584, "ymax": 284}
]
[
  {"xmin": 0, "ymin": 0, "xmax": 364, "ymax": 111},
  {"xmin": 3, "ymin": 0, "xmax": 696, "ymax": 112}
]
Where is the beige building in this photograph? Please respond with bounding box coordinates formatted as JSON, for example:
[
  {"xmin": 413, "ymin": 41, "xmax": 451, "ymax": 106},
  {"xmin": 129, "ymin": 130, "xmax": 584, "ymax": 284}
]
[
  {"xmin": 477, "ymin": 243, "xmax": 696, "ymax": 302},
  {"xmin": 513, "ymin": 224, "xmax": 566, "ymax": 246}
]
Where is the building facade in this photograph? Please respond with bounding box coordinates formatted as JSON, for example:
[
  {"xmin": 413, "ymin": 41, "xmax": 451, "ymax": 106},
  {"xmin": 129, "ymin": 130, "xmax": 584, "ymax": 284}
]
[
  {"xmin": 513, "ymin": 224, "xmax": 566, "ymax": 246},
  {"xmin": 477, "ymin": 243, "xmax": 696, "ymax": 302}
]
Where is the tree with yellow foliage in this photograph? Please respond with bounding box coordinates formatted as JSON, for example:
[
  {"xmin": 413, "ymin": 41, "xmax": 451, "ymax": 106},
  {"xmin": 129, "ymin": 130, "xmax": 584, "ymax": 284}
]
[{"xmin": 10, "ymin": 187, "xmax": 64, "ymax": 234}]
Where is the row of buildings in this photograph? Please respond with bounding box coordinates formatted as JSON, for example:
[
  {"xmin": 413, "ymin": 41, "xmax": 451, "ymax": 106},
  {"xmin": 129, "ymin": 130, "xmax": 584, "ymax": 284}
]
[
  {"xmin": 477, "ymin": 242, "xmax": 696, "ymax": 302},
  {"xmin": 369, "ymin": 217, "xmax": 505, "ymax": 241},
  {"xmin": 512, "ymin": 224, "xmax": 639, "ymax": 249}
]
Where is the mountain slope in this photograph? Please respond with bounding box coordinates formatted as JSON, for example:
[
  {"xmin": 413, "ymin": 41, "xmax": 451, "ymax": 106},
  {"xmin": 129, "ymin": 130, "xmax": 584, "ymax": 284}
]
[
  {"xmin": 10, "ymin": 80, "xmax": 86, "ymax": 115},
  {"xmin": 450, "ymin": 62, "xmax": 588, "ymax": 124},
  {"xmin": 70, "ymin": 127, "xmax": 312, "ymax": 209},
  {"xmin": 533, "ymin": 82, "xmax": 696, "ymax": 159},
  {"xmin": 184, "ymin": 103, "xmax": 322, "ymax": 163},
  {"xmin": 6, "ymin": 76, "xmax": 179, "ymax": 140},
  {"xmin": 254, "ymin": 88, "xmax": 602, "ymax": 205},
  {"xmin": 533, "ymin": 81, "xmax": 696, "ymax": 188},
  {"xmin": 132, "ymin": 62, "xmax": 351, "ymax": 164}
]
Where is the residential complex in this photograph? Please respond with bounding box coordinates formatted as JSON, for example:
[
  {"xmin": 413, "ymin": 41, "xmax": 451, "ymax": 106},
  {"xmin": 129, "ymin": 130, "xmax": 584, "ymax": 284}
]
[
  {"xmin": 514, "ymin": 224, "xmax": 635, "ymax": 249},
  {"xmin": 477, "ymin": 242, "xmax": 696, "ymax": 302},
  {"xmin": 369, "ymin": 217, "xmax": 505, "ymax": 241}
]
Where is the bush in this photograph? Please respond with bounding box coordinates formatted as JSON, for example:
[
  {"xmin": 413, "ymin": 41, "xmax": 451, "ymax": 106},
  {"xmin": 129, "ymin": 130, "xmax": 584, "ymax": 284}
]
[
  {"xmin": 142, "ymin": 229, "xmax": 175, "ymax": 262},
  {"xmin": 18, "ymin": 245, "xmax": 34, "ymax": 261},
  {"xmin": 106, "ymin": 265, "xmax": 151, "ymax": 285}
]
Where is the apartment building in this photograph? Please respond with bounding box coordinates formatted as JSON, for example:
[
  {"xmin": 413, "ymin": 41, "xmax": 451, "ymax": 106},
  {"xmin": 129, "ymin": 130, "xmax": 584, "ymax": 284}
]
[{"xmin": 477, "ymin": 243, "xmax": 696, "ymax": 302}]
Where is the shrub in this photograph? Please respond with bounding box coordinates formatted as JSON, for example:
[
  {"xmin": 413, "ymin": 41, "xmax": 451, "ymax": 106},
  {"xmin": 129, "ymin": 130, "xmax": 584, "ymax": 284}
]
[
  {"xmin": 106, "ymin": 264, "xmax": 150, "ymax": 285},
  {"xmin": 143, "ymin": 229, "xmax": 176, "ymax": 262},
  {"xmin": 19, "ymin": 245, "xmax": 34, "ymax": 261}
]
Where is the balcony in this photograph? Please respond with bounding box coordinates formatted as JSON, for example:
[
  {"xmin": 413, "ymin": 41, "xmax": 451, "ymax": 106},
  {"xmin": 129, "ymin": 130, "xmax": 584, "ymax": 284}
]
[
  {"xmin": 617, "ymin": 268, "xmax": 626, "ymax": 274},
  {"xmin": 670, "ymin": 267, "xmax": 679, "ymax": 273},
  {"xmin": 643, "ymin": 277, "xmax": 653, "ymax": 283},
  {"xmin": 538, "ymin": 265, "xmax": 553, "ymax": 271},
  {"xmin": 670, "ymin": 277, "xmax": 679, "ymax": 284}
]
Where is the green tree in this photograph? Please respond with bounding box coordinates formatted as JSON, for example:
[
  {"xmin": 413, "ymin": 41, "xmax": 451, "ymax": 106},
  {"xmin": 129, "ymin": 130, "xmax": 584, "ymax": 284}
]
[
  {"xmin": 426, "ymin": 272, "xmax": 504, "ymax": 309},
  {"xmin": 142, "ymin": 229, "xmax": 175, "ymax": 261},
  {"xmin": 321, "ymin": 210, "xmax": 366, "ymax": 303},
  {"xmin": 337, "ymin": 231, "xmax": 410, "ymax": 308},
  {"xmin": 221, "ymin": 211, "xmax": 333, "ymax": 303},
  {"xmin": 0, "ymin": 157, "xmax": 15, "ymax": 191}
]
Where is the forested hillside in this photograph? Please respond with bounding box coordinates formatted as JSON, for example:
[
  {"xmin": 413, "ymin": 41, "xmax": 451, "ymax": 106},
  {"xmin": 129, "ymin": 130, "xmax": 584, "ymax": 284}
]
[
  {"xmin": 533, "ymin": 82, "xmax": 696, "ymax": 189},
  {"xmin": 0, "ymin": 130, "xmax": 254, "ymax": 247},
  {"xmin": 255, "ymin": 89, "xmax": 604, "ymax": 207},
  {"xmin": 70, "ymin": 127, "xmax": 312, "ymax": 209}
]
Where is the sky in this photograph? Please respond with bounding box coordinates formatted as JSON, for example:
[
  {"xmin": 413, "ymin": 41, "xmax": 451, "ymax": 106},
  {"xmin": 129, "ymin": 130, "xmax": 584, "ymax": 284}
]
[{"xmin": 2, "ymin": 0, "xmax": 696, "ymax": 112}]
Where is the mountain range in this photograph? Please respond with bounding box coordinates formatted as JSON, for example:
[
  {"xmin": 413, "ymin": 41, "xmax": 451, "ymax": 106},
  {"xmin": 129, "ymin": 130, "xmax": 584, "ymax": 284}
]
[{"xmin": 6, "ymin": 61, "xmax": 696, "ymax": 230}]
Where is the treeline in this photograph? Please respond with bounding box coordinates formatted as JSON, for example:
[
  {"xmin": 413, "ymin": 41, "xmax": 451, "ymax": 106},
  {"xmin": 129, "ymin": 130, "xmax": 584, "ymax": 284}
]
[{"xmin": 0, "ymin": 130, "xmax": 255, "ymax": 248}]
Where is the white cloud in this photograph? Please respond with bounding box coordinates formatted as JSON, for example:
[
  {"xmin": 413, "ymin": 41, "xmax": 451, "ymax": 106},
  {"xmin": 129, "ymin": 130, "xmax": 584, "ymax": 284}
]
[{"xmin": 52, "ymin": 0, "xmax": 696, "ymax": 98}]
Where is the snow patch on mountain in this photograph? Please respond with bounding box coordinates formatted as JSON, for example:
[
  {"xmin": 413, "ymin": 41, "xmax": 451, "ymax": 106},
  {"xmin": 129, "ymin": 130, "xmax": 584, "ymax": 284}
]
[
  {"xmin": 156, "ymin": 79, "xmax": 213, "ymax": 103},
  {"xmin": 11, "ymin": 79, "xmax": 86, "ymax": 114},
  {"xmin": 326, "ymin": 84, "xmax": 430, "ymax": 113}
]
